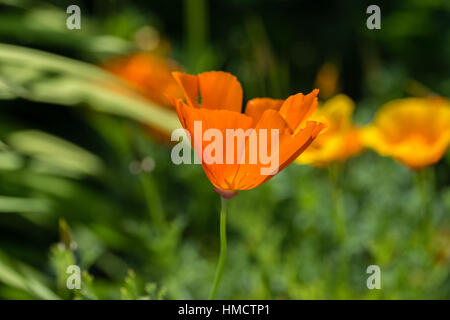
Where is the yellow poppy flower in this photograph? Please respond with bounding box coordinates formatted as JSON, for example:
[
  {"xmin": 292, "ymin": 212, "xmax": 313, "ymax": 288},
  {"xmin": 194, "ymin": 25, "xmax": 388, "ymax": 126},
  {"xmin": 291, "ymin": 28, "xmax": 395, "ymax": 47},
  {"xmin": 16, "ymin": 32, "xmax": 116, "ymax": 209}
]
[
  {"xmin": 362, "ymin": 97, "xmax": 450, "ymax": 170},
  {"xmin": 296, "ymin": 94, "xmax": 362, "ymax": 166}
]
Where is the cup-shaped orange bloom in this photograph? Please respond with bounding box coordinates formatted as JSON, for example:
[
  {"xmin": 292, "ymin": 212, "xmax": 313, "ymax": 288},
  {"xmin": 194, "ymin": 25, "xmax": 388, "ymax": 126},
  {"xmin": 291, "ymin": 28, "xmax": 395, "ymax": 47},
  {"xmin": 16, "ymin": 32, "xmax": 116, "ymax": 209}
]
[
  {"xmin": 104, "ymin": 52, "xmax": 183, "ymax": 108},
  {"xmin": 296, "ymin": 94, "xmax": 363, "ymax": 166},
  {"xmin": 168, "ymin": 71, "xmax": 326, "ymax": 195},
  {"xmin": 362, "ymin": 97, "xmax": 450, "ymax": 170}
]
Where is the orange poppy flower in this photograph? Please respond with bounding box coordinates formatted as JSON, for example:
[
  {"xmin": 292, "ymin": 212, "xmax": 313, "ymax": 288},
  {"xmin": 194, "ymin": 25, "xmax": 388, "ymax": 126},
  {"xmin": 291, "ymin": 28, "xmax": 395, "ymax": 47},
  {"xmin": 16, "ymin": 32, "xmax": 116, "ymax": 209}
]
[
  {"xmin": 168, "ymin": 71, "xmax": 326, "ymax": 197},
  {"xmin": 314, "ymin": 62, "xmax": 339, "ymax": 100},
  {"xmin": 296, "ymin": 94, "xmax": 363, "ymax": 166},
  {"xmin": 362, "ymin": 97, "xmax": 450, "ymax": 170},
  {"xmin": 104, "ymin": 52, "xmax": 183, "ymax": 108}
]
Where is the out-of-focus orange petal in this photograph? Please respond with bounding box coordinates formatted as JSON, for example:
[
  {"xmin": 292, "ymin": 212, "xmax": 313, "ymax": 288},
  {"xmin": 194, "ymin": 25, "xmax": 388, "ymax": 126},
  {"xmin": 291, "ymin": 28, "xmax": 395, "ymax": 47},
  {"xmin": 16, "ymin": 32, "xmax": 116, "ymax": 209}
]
[
  {"xmin": 314, "ymin": 62, "xmax": 339, "ymax": 100},
  {"xmin": 198, "ymin": 71, "xmax": 243, "ymax": 112},
  {"xmin": 104, "ymin": 52, "xmax": 183, "ymax": 108},
  {"xmin": 279, "ymin": 89, "xmax": 319, "ymax": 132},
  {"xmin": 244, "ymin": 98, "xmax": 284, "ymax": 125}
]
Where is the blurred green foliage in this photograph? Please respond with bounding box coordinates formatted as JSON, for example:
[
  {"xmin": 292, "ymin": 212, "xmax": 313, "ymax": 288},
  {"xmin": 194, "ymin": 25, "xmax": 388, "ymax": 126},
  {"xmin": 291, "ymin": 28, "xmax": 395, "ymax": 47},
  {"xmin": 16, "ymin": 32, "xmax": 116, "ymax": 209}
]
[{"xmin": 0, "ymin": 0, "xmax": 449, "ymax": 299}]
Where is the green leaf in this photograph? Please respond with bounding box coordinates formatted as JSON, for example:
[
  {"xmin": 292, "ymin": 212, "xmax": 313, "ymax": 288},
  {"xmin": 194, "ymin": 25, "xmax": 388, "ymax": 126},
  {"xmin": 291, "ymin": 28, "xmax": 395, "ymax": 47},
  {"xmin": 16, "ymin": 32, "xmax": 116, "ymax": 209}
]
[
  {"xmin": 0, "ymin": 195, "xmax": 51, "ymax": 213},
  {"xmin": 0, "ymin": 43, "xmax": 181, "ymax": 135},
  {"xmin": 7, "ymin": 130, "xmax": 103, "ymax": 177},
  {"xmin": 0, "ymin": 250, "xmax": 59, "ymax": 299}
]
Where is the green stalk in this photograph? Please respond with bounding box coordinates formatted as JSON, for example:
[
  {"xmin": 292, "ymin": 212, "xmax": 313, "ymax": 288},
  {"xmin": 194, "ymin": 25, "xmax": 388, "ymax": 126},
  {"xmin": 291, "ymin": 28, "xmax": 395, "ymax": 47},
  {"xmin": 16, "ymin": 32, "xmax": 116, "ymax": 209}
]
[
  {"xmin": 328, "ymin": 163, "xmax": 347, "ymax": 241},
  {"xmin": 327, "ymin": 163, "xmax": 350, "ymax": 296},
  {"xmin": 140, "ymin": 173, "xmax": 168, "ymax": 231},
  {"xmin": 185, "ymin": 0, "xmax": 207, "ymax": 72},
  {"xmin": 414, "ymin": 167, "xmax": 434, "ymax": 245},
  {"xmin": 209, "ymin": 197, "xmax": 229, "ymax": 300}
]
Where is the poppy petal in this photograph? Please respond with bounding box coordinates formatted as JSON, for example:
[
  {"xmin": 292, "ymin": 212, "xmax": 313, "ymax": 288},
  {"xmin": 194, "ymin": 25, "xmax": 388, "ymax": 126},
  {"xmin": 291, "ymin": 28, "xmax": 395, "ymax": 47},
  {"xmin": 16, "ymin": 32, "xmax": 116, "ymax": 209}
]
[
  {"xmin": 233, "ymin": 116, "xmax": 325, "ymax": 190},
  {"xmin": 279, "ymin": 89, "xmax": 319, "ymax": 133},
  {"xmin": 172, "ymin": 71, "xmax": 200, "ymax": 108},
  {"xmin": 198, "ymin": 71, "xmax": 243, "ymax": 112},
  {"xmin": 277, "ymin": 121, "xmax": 326, "ymax": 172},
  {"xmin": 231, "ymin": 109, "xmax": 291, "ymax": 189},
  {"xmin": 245, "ymin": 98, "xmax": 284, "ymax": 125},
  {"xmin": 175, "ymin": 101, "xmax": 253, "ymax": 190}
]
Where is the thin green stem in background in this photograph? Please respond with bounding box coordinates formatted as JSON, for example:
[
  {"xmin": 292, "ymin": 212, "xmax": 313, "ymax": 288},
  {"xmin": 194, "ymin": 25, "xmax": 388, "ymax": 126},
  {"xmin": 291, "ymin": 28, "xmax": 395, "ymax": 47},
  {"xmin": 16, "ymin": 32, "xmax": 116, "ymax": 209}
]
[
  {"xmin": 327, "ymin": 163, "xmax": 350, "ymax": 297},
  {"xmin": 140, "ymin": 173, "xmax": 168, "ymax": 232},
  {"xmin": 185, "ymin": 0, "xmax": 207, "ymax": 72},
  {"xmin": 209, "ymin": 196, "xmax": 229, "ymax": 300},
  {"xmin": 414, "ymin": 166, "xmax": 435, "ymax": 245},
  {"xmin": 328, "ymin": 163, "xmax": 347, "ymax": 242}
]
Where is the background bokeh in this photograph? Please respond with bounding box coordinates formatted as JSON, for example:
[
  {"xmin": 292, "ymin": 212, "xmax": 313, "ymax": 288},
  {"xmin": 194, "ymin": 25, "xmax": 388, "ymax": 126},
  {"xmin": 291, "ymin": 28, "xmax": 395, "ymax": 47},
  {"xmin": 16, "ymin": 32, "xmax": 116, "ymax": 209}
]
[{"xmin": 0, "ymin": 0, "xmax": 449, "ymax": 299}]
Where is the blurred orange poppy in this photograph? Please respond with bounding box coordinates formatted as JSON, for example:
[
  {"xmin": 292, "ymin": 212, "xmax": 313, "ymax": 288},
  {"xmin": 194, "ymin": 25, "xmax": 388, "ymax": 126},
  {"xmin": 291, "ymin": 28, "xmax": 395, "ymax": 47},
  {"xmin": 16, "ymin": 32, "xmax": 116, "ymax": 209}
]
[
  {"xmin": 362, "ymin": 97, "xmax": 450, "ymax": 170},
  {"xmin": 103, "ymin": 52, "xmax": 183, "ymax": 108},
  {"xmin": 296, "ymin": 94, "xmax": 363, "ymax": 166},
  {"xmin": 168, "ymin": 71, "xmax": 326, "ymax": 197},
  {"xmin": 314, "ymin": 62, "xmax": 339, "ymax": 100}
]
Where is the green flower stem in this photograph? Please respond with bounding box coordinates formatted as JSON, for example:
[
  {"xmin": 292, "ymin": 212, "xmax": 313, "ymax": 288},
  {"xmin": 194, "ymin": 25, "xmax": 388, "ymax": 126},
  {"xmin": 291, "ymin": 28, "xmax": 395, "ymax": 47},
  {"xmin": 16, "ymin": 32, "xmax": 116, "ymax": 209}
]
[
  {"xmin": 185, "ymin": 0, "xmax": 207, "ymax": 72},
  {"xmin": 327, "ymin": 163, "xmax": 350, "ymax": 296},
  {"xmin": 414, "ymin": 167, "xmax": 435, "ymax": 245},
  {"xmin": 328, "ymin": 163, "xmax": 347, "ymax": 242},
  {"xmin": 209, "ymin": 196, "xmax": 229, "ymax": 300},
  {"xmin": 140, "ymin": 173, "xmax": 168, "ymax": 232}
]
